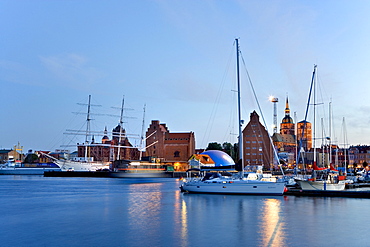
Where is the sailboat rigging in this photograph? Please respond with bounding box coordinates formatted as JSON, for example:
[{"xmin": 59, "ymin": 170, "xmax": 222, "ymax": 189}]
[
  {"xmin": 295, "ymin": 65, "xmax": 346, "ymax": 191},
  {"xmin": 180, "ymin": 38, "xmax": 286, "ymax": 195}
]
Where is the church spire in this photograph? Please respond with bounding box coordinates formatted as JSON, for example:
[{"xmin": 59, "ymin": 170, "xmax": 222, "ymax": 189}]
[{"xmin": 285, "ymin": 95, "xmax": 290, "ymax": 116}]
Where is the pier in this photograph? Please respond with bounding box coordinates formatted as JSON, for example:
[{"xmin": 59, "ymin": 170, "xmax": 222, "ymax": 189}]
[{"xmin": 285, "ymin": 188, "xmax": 370, "ymax": 198}]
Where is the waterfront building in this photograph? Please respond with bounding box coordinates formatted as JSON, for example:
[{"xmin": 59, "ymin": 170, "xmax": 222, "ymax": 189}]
[
  {"xmin": 348, "ymin": 145, "xmax": 370, "ymax": 170},
  {"xmin": 145, "ymin": 120, "xmax": 195, "ymax": 171},
  {"xmin": 242, "ymin": 111, "xmax": 273, "ymax": 170},
  {"xmin": 0, "ymin": 144, "xmax": 24, "ymax": 163}
]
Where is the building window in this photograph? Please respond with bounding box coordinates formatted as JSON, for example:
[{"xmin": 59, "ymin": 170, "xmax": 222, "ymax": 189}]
[{"xmin": 174, "ymin": 151, "xmax": 180, "ymax": 157}]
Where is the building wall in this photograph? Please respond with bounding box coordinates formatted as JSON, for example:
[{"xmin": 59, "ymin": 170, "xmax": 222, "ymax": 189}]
[
  {"xmin": 145, "ymin": 120, "xmax": 195, "ymax": 164},
  {"xmin": 243, "ymin": 111, "xmax": 273, "ymax": 170},
  {"xmin": 297, "ymin": 121, "xmax": 312, "ymax": 150}
]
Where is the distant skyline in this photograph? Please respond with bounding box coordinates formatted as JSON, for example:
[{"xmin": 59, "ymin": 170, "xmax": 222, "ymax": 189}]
[{"xmin": 2, "ymin": 1, "xmax": 370, "ymax": 152}]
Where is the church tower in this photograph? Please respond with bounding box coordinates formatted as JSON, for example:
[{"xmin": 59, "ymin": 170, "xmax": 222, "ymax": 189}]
[{"xmin": 280, "ymin": 96, "xmax": 295, "ymax": 135}]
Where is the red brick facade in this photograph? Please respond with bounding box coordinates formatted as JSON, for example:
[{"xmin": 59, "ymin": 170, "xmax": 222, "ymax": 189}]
[
  {"xmin": 145, "ymin": 120, "xmax": 195, "ymax": 166},
  {"xmin": 242, "ymin": 111, "xmax": 273, "ymax": 169}
]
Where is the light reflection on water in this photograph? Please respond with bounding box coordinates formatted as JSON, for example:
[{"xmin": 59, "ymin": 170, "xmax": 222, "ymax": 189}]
[
  {"xmin": 1, "ymin": 176, "xmax": 370, "ymax": 247},
  {"xmin": 258, "ymin": 199, "xmax": 285, "ymax": 247}
]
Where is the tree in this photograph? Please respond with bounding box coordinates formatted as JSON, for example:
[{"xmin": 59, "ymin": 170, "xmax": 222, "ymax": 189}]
[
  {"xmin": 222, "ymin": 142, "xmax": 233, "ymax": 156},
  {"xmin": 363, "ymin": 161, "xmax": 368, "ymax": 168},
  {"xmin": 24, "ymin": 153, "xmax": 39, "ymax": 163},
  {"xmin": 206, "ymin": 142, "xmax": 222, "ymax": 150},
  {"xmin": 206, "ymin": 141, "xmax": 239, "ymax": 162}
]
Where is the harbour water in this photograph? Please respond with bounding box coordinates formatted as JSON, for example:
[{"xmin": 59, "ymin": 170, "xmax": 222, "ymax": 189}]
[{"xmin": 1, "ymin": 176, "xmax": 369, "ymax": 247}]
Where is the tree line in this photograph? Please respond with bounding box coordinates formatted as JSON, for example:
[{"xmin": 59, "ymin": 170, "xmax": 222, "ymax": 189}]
[{"xmin": 206, "ymin": 142, "xmax": 239, "ymax": 162}]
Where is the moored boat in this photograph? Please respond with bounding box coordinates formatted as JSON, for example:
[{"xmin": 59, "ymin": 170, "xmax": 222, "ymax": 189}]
[
  {"xmin": 180, "ymin": 170, "xmax": 286, "ymax": 195},
  {"xmin": 295, "ymin": 170, "xmax": 346, "ymax": 191},
  {"xmin": 180, "ymin": 39, "xmax": 286, "ymax": 195},
  {"xmin": 294, "ymin": 65, "xmax": 347, "ymax": 191},
  {"xmin": 109, "ymin": 160, "xmax": 173, "ymax": 178},
  {"xmin": 0, "ymin": 158, "xmax": 61, "ymax": 175}
]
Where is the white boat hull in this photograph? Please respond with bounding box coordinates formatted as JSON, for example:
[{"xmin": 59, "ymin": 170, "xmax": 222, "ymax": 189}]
[
  {"xmin": 296, "ymin": 180, "xmax": 345, "ymax": 191},
  {"xmin": 56, "ymin": 160, "xmax": 109, "ymax": 172},
  {"xmin": 181, "ymin": 180, "xmax": 286, "ymax": 195}
]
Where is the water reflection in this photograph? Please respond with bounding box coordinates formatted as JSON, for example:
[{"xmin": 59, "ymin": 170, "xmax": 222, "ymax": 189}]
[
  {"xmin": 180, "ymin": 194, "xmax": 287, "ymax": 246},
  {"xmin": 258, "ymin": 199, "xmax": 286, "ymax": 247},
  {"xmin": 127, "ymin": 183, "xmax": 163, "ymax": 242},
  {"xmin": 174, "ymin": 191, "xmax": 188, "ymax": 247}
]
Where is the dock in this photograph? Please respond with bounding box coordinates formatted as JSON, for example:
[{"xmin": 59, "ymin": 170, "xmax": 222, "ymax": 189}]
[
  {"xmin": 285, "ymin": 188, "xmax": 370, "ymax": 198},
  {"xmin": 44, "ymin": 170, "xmax": 110, "ymax": 177},
  {"xmin": 43, "ymin": 171, "xmax": 187, "ymax": 178}
]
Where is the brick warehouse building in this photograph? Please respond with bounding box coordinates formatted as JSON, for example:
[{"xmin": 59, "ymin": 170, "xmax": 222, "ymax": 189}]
[
  {"xmin": 145, "ymin": 120, "xmax": 195, "ymax": 171},
  {"xmin": 243, "ymin": 111, "xmax": 273, "ymax": 170}
]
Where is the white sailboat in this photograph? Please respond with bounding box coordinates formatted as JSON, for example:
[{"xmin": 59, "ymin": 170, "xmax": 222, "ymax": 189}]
[
  {"xmin": 295, "ymin": 65, "xmax": 345, "ymax": 191},
  {"xmin": 180, "ymin": 39, "xmax": 286, "ymax": 195}
]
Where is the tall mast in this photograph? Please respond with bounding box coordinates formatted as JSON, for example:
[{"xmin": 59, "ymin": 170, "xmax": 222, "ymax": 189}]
[
  {"xmin": 297, "ymin": 65, "xmax": 316, "ymax": 169},
  {"xmin": 85, "ymin": 95, "xmax": 92, "ymax": 159},
  {"xmin": 313, "ymin": 66, "xmax": 317, "ymax": 167},
  {"xmin": 329, "ymin": 101, "xmax": 332, "ymax": 167},
  {"xmin": 343, "ymin": 117, "xmax": 347, "ymax": 174},
  {"xmin": 236, "ymin": 38, "xmax": 243, "ymax": 171},
  {"xmin": 116, "ymin": 96, "xmax": 125, "ymax": 161},
  {"xmin": 139, "ymin": 104, "xmax": 146, "ymax": 160}
]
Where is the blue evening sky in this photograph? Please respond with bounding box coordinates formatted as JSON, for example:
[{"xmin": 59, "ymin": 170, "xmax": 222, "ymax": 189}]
[{"xmin": 1, "ymin": 0, "xmax": 370, "ymax": 152}]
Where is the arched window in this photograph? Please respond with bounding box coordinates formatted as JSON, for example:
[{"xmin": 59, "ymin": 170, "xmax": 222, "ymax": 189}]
[{"xmin": 174, "ymin": 151, "xmax": 180, "ymax": 157}]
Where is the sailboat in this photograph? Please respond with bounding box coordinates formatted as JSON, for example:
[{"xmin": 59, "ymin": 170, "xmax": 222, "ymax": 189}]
[
  {"xmin": 295, "ymin": 65, "xmax": 345, "ymax": 191},
  {"xmin": 180, "ymin": 39, "xmax": 286, "ymax": 195}
]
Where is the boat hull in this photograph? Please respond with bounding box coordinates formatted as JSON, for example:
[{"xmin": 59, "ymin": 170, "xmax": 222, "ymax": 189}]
[
  {"xmin": 0, "ymin": 167, "xmax": 61, "ymax": 175},
  {"xmin": 296, "ymin": 180, "xmax": 345, "ymax": 191},
  {"xmin": 57, "ymin": 160, "xmax": 110, "ymax": 172},
  {"xmin": 109, "ymin": 171, "xmax": 172, "ymax": 178},
  {"xmin": 181, "ymin": 180, "xmax": 286, "ymax": 195}
]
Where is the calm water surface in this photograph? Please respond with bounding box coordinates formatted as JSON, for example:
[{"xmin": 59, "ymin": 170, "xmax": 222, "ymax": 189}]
[{"xmin": 0, "ymin": 175, "xmax": 369, "ymax": 247}]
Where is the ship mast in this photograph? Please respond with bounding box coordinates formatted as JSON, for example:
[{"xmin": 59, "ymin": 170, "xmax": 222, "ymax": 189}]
[
  {"xmin": 236, "ymin": 38, "xmax": 243, "ymax": 174},
  {"xmin": 116, "ymin": 96, "xmax": 125, "ymax": 160},
  {"xmin": 85, "ymin": 95, "xmax": 92, "ymax": 160},
  {"xmin": 139, "ymin": 104, "xmax": 146, "ymax": 160}
]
